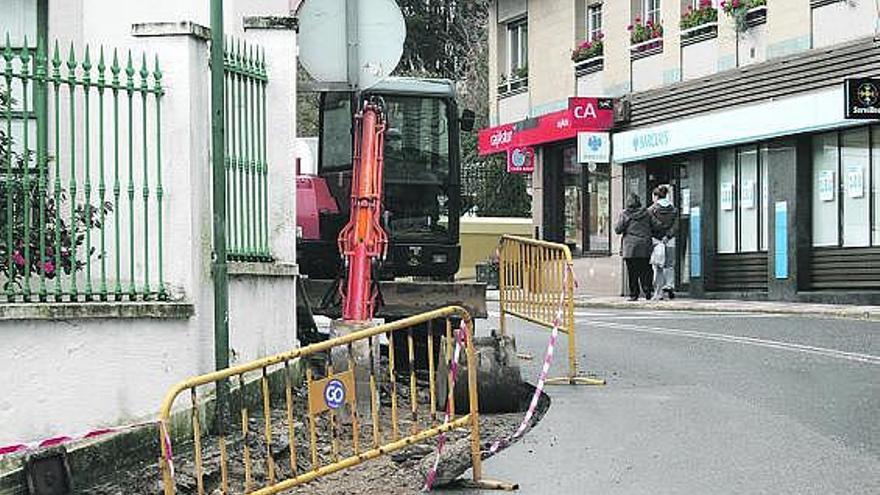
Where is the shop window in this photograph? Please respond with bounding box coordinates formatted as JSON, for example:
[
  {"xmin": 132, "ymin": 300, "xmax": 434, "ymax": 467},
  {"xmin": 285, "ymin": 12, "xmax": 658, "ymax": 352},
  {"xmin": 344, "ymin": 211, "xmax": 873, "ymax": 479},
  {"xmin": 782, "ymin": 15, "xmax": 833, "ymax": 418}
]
[
  {"xmin": 588, "ymin": 163, "xmax": 611, "ymax": 252},
  {"xmin": 717, "ymin": 146, "xmax": 768, "ymax": 253},
  {"xmin": 812, "ymin": 132, "xmax": 839, "ymax": 247},
  {"xmin": 760, "ymin": 145, "xmax": 770, "ymax": 250},
  {"xmin": 738, "ymin": 147, "xmax": 759, "ymax": 252},
  {"xmin": 717, "ymin": 149, "xmax": 736, "ymax": 253},
  {"xmin": 814, "ymin": 127, "xmax": 879, "ymax": 248},
  {"xmin": 873, "ymin": 128, "xmax": 880, "ymax": 245},
  {"xmin": 841, "ymin": 128, "xmax": 870, "ymax": 247},
  {"xmin": 563, "ymin": 147, "xmax": 583, "ymax": 253}
]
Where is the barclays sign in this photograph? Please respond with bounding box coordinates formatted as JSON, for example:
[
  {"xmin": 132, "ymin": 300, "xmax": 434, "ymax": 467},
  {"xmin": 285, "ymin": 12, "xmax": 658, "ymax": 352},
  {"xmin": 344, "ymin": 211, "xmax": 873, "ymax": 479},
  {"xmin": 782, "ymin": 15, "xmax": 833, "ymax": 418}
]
[{"xmin": 632, "ymin": 131, "xmax": 670, "ymax": 152}]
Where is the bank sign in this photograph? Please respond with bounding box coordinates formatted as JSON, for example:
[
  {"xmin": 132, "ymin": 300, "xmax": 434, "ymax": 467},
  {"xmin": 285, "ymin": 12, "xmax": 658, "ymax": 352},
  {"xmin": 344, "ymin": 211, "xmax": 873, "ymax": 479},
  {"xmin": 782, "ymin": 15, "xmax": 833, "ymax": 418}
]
[
  {"xmin": 478, "ymin": 97, "xmax": 614, "ymax": 156},
  {"xmin": 507, "ymin": 146, "xmax": 535, "ymax": 173},
  {"xmin": 845, "ymin": 78, "xmax": 880, "ymax": 119}
]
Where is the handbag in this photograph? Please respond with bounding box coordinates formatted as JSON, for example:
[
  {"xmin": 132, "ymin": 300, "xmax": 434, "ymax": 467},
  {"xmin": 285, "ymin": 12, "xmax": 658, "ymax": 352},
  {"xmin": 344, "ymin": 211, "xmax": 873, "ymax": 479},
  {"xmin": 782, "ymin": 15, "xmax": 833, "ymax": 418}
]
[{"xmin": 650, "ymin": 240, "xmax": 666, "ymax": 266}]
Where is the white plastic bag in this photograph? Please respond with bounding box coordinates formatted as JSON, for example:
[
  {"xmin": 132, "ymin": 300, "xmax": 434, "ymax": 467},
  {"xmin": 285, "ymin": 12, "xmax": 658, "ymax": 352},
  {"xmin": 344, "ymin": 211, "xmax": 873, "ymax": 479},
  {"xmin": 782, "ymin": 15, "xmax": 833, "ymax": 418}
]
[{"xmin": 650, "ymin": 240, "xmax": 666, "ymax": 266}]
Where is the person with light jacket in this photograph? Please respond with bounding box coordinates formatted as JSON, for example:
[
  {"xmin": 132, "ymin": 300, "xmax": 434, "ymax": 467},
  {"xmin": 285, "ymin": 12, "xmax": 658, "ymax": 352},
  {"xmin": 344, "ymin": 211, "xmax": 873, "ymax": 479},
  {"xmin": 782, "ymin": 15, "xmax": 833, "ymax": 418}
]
[
  {"xmin": 615, "ymin": 193, "xmax": 654, "ymax": 301},
  {"xmin": 649, "ymin": 185, "xmax": 678, "ymax": 300}
]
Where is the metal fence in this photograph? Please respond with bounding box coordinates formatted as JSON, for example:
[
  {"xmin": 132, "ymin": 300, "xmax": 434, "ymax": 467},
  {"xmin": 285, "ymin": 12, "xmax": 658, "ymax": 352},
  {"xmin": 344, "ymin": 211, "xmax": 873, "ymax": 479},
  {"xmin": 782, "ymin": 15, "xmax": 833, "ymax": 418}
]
[
  {"xmin": 158, "ymin": 306, "xmax": 487, "ymax": 494},
  {"xmin": 1, "ymin": 35, "xmax": 164, "ymax": 302},
  {"xmin": 224, "ymin": 38, "xmax": 270, "ymax": 261},
  {"xmin": 497, "ymin": 234, "xmax": 604, "ymax": 386}
]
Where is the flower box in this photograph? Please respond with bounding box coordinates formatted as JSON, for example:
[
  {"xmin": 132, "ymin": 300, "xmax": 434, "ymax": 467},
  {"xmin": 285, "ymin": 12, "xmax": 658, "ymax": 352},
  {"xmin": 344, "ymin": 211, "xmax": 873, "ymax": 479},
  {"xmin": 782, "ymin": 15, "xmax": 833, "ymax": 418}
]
[
  {"xmin": 575, "ymin": 56, "xmax": 604, "ymax": 76},
  {"xmin": 681, "ymin": 0, "xmax": 718, "ymax": 42},
  {"xmin": 721, "ymin": 0, "xmax": 767, "ymax": 31},
  {"xmin": 571, "ymin": 33, "xmax": 604, "ymax": 64}
]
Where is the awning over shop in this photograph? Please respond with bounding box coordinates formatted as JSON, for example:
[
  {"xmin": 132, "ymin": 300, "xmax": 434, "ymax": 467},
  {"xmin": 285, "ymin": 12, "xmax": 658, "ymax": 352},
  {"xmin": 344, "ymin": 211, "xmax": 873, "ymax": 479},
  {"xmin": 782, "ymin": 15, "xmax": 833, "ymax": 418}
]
[{"xmin": 478, "ymin": 97, "xmax": 614, "ymax": 156}]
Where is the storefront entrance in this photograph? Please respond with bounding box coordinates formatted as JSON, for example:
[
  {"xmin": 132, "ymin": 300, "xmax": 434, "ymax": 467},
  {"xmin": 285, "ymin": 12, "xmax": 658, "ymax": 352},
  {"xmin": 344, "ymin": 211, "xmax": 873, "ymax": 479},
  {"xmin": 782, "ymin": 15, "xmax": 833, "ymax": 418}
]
[{"xmin": 543, "ymin": 142, "xmax": 611, "ymax": 256}]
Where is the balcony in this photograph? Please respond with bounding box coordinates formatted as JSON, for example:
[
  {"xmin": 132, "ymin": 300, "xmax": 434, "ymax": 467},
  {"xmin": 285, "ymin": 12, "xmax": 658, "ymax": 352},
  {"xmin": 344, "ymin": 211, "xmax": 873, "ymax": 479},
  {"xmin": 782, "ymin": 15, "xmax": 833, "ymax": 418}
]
[{"xmin": 497, "ymin": 69, "xmax": 529, "ymax": 99}]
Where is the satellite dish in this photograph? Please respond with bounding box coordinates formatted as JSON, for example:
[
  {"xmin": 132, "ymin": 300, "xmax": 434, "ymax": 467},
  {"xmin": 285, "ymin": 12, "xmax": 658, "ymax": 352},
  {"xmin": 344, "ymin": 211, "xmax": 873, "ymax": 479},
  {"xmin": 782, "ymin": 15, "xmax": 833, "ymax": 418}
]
[{"xmin": 298, "ymin": 0, "xmax": 406, "ymax": 90}]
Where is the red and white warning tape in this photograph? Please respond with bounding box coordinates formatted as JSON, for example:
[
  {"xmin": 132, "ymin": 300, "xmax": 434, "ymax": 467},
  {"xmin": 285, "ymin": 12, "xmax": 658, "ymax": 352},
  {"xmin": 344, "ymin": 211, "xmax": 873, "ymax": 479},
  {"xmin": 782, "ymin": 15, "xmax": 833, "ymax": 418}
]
[
  {"xmin": 0, "ymin": 420, "xmax": 158, "ymax": 458},
  {"xmin": 422, "ymin": 318, "xmax": 467, "ymax": 491},
  {"xmin": 423, "ymin": 266, "xmax": 576, "ymax": 491}
]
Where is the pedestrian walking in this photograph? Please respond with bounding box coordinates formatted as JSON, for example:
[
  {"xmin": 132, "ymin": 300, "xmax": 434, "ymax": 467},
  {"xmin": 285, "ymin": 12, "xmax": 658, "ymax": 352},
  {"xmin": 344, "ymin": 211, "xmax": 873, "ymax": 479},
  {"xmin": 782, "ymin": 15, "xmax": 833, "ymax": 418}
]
[
  {"xmin": 615, "ymin": 193, "xmax": 654, "ymax": 301},
  {"xmin": 649, "ymin": 185, "xmax": 678, "ymax": 300}
]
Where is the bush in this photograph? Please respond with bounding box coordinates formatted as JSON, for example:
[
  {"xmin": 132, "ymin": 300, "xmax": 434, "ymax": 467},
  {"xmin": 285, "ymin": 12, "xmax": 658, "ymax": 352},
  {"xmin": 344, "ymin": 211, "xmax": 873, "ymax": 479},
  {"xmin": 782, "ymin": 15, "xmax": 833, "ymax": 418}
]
[{"xmin": 0, "ymin": 89, "xmax": 111, "ymax": 292}]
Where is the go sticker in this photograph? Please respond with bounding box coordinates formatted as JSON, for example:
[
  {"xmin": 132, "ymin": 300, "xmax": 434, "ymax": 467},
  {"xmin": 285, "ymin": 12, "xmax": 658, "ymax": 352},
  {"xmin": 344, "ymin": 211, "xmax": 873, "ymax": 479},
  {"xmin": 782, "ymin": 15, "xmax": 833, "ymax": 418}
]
[{"xmin": 324, "ymin": 378, "xmax": 346, "ymax": 410}]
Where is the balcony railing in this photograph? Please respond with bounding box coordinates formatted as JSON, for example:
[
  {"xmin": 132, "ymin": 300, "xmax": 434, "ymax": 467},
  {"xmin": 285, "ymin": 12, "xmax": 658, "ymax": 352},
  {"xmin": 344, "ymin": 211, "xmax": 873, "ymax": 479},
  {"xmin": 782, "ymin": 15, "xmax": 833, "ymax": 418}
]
[
  {"xmin": 497, "ymin": 74, "xmax": 528, "ymax": 97},
  {"xmin": 630, "ymin": 38, "xmax": 663, "ymax": 60},
  {"xmin": 574, "ymin": 56, "xmax": 604, "ymax": 76},
  {"xmin": 681, "ymin": 22, "xmax": 718, "ymax": 46}
]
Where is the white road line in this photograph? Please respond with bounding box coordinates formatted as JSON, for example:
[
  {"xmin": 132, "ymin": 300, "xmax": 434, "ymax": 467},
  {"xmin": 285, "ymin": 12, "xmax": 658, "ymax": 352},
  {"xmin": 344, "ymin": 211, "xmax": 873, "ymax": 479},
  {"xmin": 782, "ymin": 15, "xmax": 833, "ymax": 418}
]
[{"xmin": 590, "ymin": 320, "xmax": 880, "ymax": 365}]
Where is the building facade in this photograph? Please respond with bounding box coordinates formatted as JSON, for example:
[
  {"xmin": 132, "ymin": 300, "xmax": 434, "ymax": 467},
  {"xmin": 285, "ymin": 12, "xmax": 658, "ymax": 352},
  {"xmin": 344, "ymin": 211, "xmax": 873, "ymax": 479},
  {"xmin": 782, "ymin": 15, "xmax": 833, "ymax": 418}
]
[{"xmin": 487, "ymin": 0, "xmax": 880, "ymax": 303}]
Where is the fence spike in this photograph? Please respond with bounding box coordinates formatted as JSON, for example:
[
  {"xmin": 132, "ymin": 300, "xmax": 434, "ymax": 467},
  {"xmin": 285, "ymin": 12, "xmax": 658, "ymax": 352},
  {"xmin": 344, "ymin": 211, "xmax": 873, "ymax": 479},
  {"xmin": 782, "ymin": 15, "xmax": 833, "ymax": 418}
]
[
  {"xmin": 139, "ymin": 52, "xmax": 148, "ymax": 83},
  {"xmin": 82, "ymin": 44, "xmax": 91, "ymax": 73},
  {"xmin": 110, "ymin": 48, "xmax": 120, "ymax": 81},
  {"xmin": 66, "ymin": 41, "xmax": 76, "ymax": 72},
  {"xmin": 51, "ymin": 40, "xmax": 60, "ymax": 72},
  {"xmin": 97, "ymin": 47, "xmax": 106, "ymax": 86},
  {"xmin": 125, "ymin": 50, "xmax": 134, "ymax": 85},
  {"xmin": 3, "ymin": 32, "xmax": 11, "ymax": 62},
  {"xmin": 153, "ymin": 55, "xmax": 162, "ymax": 92},
  {"xmin": 20, "ymin": 35, "xmax": 31, "ymax": 64}
]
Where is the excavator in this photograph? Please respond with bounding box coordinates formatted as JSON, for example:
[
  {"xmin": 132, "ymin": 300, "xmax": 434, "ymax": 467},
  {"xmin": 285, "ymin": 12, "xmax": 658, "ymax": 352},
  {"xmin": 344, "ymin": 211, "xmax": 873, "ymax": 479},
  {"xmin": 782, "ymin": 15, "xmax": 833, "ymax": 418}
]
[{"xmin": 296, "ymin": 78, "xmax": 485, "ymax": 340}]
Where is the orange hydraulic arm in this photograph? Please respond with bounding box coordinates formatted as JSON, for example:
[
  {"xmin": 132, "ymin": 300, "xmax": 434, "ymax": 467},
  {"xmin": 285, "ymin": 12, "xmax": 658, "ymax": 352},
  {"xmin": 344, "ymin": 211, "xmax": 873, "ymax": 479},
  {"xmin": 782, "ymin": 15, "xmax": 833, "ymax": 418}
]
[{"xmin": 337, "ymin": 101, "xmax": 389, "ymax": 322}]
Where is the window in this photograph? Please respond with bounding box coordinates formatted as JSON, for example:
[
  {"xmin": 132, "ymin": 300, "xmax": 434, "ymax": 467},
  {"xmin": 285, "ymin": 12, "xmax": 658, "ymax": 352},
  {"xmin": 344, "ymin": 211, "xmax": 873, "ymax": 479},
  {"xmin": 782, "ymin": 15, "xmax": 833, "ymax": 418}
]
[
  {"xmin": 507, "ymin": 18, "xmax": 528, "ymax": 79},
  {"xmin": 717, "ymin": 146, "xmax": 769, "ymax": 253},
  {"xmin": 813, "ymin": 127, "xmax": 879, "ymax": 248},
  {"xmin": 588, "ymin": 163, "xmax": 611, "ymax": 252},
  {"xmin": 381, "ymin": 96, "xmax": 451, "ymax": 242},
  {"xmin": 587, "ymin": 3, "xmax": 603, "ymax": 41},
  {"xmin": 644, "ymin": 0, "xmax": 661, "ymax": 25},
  {"xmin": 717, "ymin": 149, "xmax": 736, "ymax": 253}
]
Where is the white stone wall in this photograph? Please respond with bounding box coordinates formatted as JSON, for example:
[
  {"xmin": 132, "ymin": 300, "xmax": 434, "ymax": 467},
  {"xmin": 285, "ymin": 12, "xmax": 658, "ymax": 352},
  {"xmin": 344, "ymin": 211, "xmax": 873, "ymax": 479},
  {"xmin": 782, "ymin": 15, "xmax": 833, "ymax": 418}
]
[{"xmin": 0, "ymin": 0, "xmax": 299, "ymax": 446}]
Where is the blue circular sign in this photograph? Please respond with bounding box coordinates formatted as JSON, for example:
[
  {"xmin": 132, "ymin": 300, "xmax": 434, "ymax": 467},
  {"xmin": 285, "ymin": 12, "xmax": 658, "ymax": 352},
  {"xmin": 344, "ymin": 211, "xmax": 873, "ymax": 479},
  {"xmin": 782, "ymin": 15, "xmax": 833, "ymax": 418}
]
[{"xmin": 324, "ymin": 379, "xmax": 346, "ymax": 409}]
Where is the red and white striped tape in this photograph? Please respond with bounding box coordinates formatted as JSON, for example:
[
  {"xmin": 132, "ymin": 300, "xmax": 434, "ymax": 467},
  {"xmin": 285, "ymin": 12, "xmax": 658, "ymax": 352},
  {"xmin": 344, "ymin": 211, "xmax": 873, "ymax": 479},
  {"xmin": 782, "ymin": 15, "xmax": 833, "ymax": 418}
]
[
  {"xmin": 0, "ymin": 420, "xmax": 157, "ymax": 458},
  {"xmin": 422, "ymin": 319, "xmax": 467, "ymax": 492},
  {"xmin": 423, "ymin": 266, "xmax": 576, "ymax": 491}
]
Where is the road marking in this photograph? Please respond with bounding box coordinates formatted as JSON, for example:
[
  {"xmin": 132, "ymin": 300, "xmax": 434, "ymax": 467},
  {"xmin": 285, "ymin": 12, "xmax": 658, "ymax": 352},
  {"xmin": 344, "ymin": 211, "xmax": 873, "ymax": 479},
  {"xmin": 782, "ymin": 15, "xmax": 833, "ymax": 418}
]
[{"xmin": 590, "ymin": 321, "xmax": 880, "ymax": 365}]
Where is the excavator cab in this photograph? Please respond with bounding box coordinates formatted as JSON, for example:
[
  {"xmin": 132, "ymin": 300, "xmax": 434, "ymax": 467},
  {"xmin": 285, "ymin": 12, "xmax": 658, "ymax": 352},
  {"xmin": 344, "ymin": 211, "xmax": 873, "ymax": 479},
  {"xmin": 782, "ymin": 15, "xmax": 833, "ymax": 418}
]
[{"xmin": 298, "ymin": 78, "xmax": 467, "ymax": 281}]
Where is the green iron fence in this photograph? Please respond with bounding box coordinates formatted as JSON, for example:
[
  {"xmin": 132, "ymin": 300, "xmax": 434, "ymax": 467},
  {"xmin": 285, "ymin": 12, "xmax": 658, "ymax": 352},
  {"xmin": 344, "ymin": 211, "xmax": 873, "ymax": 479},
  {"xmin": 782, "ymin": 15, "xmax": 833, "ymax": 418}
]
[
  {"xmin": 1, "ymin": 34, "xmax": 165, "ymax": 302},
  {"xmin": 224, "ymin": 37, "xmax": 270, "ymax": 261}
]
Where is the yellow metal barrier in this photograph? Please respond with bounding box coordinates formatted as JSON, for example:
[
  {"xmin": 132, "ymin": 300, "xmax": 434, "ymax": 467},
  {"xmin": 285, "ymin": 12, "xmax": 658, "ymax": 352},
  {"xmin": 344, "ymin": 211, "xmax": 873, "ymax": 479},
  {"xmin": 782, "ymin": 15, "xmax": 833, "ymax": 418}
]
[
  {"xmin": 498, "ymin": 234, "xmax": 605, "ymax": 386},
  {"xmin": 157, "ymin": 306, "xmax": 509, "ymax": 494}
]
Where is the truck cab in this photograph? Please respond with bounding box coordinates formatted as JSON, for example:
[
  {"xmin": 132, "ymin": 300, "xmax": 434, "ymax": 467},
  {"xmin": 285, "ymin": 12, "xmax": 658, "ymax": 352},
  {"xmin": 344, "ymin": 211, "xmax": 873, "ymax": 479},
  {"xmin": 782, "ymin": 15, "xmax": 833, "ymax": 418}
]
[{"xmin": 298, "ymin": 78, "xmax": 465, "ymax": 280}]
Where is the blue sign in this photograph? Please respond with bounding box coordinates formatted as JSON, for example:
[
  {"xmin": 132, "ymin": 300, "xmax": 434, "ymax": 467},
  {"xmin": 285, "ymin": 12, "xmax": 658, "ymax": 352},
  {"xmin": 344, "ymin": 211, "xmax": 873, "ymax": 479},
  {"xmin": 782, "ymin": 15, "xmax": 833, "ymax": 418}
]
[
  {"xmin": 324, "ymin": 379, "xmax": 346, "ymax": 409},
  {"xmin": 587, "ymin": 135, "xmax": 602, "ymax": 152},
  {"xmin": 690, "ymin": 207, "xmax": 701, "ymax": 278},
  {"xmin": 775, "ymin": 202, "xmax": 788, "ymax": 279}
]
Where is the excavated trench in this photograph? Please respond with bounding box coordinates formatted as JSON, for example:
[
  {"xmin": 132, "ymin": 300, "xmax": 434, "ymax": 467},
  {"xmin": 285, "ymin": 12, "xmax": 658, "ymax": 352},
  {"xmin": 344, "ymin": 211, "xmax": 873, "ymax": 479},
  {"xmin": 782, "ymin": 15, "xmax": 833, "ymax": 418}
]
[{"xmin": 85, "ymin": 334, "xmax": 550, "ymax": 494}]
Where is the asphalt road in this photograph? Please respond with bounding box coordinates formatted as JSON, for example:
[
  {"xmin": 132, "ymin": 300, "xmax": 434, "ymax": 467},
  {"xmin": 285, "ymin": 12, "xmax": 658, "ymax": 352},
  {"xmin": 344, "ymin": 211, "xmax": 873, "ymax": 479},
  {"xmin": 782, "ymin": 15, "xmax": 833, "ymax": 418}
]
[{"xmin": 450, "ymin": 305, "xmax": 880, "ymax": 495}]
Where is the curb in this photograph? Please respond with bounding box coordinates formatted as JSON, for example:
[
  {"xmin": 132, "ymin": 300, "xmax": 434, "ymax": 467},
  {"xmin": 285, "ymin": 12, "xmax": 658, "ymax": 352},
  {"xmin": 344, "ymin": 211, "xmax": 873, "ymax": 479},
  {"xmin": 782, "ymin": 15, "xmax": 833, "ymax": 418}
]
[{"xmin": 572, "ymin": 299, "xmax": 880, "ymax": 322}]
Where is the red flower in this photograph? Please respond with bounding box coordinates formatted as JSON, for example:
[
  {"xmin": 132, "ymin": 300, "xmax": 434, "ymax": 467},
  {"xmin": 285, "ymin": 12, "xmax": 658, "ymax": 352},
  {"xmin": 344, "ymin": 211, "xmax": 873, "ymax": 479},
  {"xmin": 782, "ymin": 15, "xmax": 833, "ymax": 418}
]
[
  {"xmin": 627, "ymin": 24, "xmax": 634, "ymax": 31},
  {"xmin": 12, "ymin": 251, "xmax": 24, "ymax": 267}
]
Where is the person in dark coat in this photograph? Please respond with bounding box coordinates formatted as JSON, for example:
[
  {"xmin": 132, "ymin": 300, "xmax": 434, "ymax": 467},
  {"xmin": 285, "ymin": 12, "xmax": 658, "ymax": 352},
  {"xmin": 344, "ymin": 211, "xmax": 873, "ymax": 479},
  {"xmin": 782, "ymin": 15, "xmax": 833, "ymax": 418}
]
[
  {"xmin": 615, "ymin": 193, "xmax": 654, "ymax": 300},
  {"xmin": 649, "ymin": 185, "xmax": 679, "ymax": 300}
]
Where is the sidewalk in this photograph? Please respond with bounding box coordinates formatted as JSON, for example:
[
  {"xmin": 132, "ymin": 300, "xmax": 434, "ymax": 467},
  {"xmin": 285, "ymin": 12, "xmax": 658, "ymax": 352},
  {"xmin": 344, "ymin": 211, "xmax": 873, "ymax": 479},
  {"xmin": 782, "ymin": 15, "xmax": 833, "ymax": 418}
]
[
  {"xmin": 572, "ymin": 295, "xmax": 880, "ymax": 321},
  {"xmin": 486, "ymin": 257, "xmax": 880, "ymax": 321}
]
